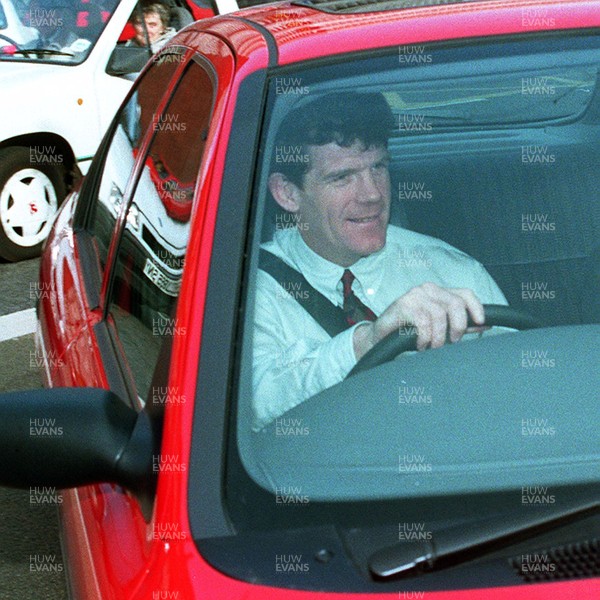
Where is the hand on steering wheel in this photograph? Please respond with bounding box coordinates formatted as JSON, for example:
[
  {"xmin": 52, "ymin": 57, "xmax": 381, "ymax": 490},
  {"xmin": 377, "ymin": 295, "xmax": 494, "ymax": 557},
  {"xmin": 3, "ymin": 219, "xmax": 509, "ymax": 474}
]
[{"xmin": 347, "ymin": 304, "xmax": 543, "ymax": 378}]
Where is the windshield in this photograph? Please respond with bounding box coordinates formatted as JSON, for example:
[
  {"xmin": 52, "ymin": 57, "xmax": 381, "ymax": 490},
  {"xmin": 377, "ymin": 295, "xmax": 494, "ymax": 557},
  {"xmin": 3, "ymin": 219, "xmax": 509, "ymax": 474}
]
[
  {"xmin": 236, "ymin": 33, "xmax": 600, "ymax": 500},
  {"xmin": 0, "ymin": 0, "xmax": 120, "ymax": 63}
]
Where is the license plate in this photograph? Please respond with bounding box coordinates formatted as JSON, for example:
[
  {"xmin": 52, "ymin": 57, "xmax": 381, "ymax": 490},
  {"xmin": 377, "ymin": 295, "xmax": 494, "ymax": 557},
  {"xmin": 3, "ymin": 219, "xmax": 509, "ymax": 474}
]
[{"xmin": 143, "ymin": 258, "xmax": 181, "ymax": 297}]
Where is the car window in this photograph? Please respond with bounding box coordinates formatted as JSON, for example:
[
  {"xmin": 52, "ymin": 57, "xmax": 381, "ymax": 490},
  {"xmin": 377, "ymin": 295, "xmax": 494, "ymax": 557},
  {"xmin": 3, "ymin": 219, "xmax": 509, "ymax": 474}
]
[
  {"xmin": 89, "ymin": 55, "xmax": 182, "ymax": 275},
  {"xmin": 106, "ymin": 58, "xmax": 214, "ymax": 403}
]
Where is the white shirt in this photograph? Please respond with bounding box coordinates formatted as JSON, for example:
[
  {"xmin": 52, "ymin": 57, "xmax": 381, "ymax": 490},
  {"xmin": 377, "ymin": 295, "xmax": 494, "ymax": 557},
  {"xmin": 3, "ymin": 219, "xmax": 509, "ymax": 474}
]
[{"xmin": 252, "ymin": 225, "xmax": 507, "ymax": 431}]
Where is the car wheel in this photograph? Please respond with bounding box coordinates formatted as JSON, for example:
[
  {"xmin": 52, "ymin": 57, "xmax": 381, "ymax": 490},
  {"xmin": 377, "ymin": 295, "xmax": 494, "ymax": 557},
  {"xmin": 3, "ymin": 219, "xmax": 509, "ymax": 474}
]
[{"xmin": 0, "ymin": 147, "xmax": 67, "ymax": 261}]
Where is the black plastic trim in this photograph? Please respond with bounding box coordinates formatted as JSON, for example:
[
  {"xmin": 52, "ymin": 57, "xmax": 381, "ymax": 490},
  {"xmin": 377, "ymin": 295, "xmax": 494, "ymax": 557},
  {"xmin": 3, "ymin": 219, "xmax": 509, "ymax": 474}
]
[
  {"xmin": 74, "ymin": 229, "xmax": 102, "ymax": 311},
  {"xmin": 188, "ymin": 68, "xmax": 268, "ymax": 539},
  {"xmin": 92, "ymin": 320, "xmax": 135, "ymax": 410}
]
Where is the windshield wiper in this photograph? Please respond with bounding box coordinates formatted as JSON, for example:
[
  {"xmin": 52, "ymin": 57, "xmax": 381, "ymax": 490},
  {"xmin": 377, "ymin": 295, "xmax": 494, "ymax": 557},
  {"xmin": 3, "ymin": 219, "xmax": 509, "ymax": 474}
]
[
  {"xmin": 368, "ymin": 499, "xmax": 598, "ymax": 579},
  {"xmin": 7, "ymin": 48, "xmax": 74, "ymax": 57}
]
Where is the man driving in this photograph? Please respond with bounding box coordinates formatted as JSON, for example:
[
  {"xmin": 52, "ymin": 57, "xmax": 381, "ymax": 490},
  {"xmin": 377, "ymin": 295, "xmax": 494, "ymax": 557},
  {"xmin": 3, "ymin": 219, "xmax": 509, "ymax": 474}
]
[{"xmin": 252, "ymin": 92, "xmax": 507, "ymax": 431}]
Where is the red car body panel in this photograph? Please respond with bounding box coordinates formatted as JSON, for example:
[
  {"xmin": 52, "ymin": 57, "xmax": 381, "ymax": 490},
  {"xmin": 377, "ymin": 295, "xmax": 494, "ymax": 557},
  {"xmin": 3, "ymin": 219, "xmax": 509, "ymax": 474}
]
[
  {"xmin": 243, "ymin": 0, "xmax": 600, "ymax": 65},
  {"xmin": 34, "ymin": 1, "xmax": 600, "ymax": 598}
]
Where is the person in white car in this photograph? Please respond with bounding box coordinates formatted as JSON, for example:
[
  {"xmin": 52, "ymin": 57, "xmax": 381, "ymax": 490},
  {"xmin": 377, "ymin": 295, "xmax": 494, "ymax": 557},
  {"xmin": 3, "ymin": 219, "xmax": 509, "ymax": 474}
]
[{"xmin": 128, "ymin": 1, "xmax": 176, "ymax": 54}]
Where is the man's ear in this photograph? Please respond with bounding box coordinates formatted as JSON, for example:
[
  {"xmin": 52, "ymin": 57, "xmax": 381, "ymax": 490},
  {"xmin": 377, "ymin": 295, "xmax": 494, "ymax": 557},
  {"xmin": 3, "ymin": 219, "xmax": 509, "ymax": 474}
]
[{"xmin": 268, "ymin": 173, "xmax": 302, "ymax": 213}]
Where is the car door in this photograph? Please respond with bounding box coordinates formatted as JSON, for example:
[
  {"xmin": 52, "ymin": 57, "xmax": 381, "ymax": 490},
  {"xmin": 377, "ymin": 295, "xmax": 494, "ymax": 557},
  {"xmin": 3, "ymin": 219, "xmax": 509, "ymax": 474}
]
[{"xmin": 46, "ymin": 42, "xmax": 229, "ymax": 598}]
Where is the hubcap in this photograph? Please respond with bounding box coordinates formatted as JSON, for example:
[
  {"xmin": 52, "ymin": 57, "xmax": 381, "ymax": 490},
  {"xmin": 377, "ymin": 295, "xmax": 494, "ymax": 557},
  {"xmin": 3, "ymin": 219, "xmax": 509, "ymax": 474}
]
[{"xmin": 0, "ymin": 168, "xmax": 58, "ymax": 247}]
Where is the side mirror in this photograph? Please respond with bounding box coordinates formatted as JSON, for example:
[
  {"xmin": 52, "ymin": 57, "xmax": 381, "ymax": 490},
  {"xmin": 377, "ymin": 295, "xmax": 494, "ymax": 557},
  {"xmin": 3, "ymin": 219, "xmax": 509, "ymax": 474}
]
[
  {"xmin": 0, "ymin": 388, "xmax": 157, "ymax": 515},
  {"xmin": 106, "ymin": 44, "xmax": 152, "ymax": 76}
]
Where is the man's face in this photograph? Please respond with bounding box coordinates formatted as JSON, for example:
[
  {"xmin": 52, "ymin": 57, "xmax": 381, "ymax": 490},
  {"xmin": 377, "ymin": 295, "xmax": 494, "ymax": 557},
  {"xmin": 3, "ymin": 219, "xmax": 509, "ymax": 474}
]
[
  {"xmin": 134, "ymin": 11, "xmax": 164, "ymax": 45},
  {"xmin": 291, "ymin": 142, "xmax": 391, "ymax": 267}
]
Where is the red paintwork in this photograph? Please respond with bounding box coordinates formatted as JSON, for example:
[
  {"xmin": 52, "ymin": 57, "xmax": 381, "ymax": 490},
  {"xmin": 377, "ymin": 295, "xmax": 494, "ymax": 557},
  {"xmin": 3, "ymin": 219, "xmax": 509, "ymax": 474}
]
[{"xmin": 37, "ymin": 1, "xmax": 600, "ymax": 598}]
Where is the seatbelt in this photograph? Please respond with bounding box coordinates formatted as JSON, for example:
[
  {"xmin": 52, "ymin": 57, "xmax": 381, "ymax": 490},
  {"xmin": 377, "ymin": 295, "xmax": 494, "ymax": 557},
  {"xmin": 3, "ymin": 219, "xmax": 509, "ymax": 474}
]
[{"xmin": 258, "ymin": 250, "xmax": 350, "ymax": 338}]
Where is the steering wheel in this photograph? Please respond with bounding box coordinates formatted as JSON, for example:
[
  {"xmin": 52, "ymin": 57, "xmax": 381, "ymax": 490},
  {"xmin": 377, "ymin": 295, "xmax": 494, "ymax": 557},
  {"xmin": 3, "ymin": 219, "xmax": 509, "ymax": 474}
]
[
  {"xmin": 0, "ymin": 34, "xmax": 24, "ymax": 52},
  {"xmin": 347, "ymin": 304, "xmax": 543, "ymax": 378}
]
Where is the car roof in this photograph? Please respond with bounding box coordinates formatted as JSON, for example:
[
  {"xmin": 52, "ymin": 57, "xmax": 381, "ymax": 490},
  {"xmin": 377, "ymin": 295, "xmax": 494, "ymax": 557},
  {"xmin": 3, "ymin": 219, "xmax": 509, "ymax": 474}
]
[{"xmin": 178, "ymin": 0, "xmax": 600, "ymax": 68}]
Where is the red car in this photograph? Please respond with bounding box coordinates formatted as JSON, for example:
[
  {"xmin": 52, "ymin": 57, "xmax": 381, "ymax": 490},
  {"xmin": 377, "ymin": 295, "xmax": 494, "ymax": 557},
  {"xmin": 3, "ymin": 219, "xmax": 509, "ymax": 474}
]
[{"xmin": 1, "ymin": 0, "xmax": 599, "ymax": 598}]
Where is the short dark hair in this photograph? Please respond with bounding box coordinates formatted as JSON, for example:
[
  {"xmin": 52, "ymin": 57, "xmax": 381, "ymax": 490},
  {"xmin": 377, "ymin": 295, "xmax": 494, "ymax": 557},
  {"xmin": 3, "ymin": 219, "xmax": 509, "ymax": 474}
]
[{"xmin": 270, "ymin": 92, "xmax": 394, "ymax": 187}]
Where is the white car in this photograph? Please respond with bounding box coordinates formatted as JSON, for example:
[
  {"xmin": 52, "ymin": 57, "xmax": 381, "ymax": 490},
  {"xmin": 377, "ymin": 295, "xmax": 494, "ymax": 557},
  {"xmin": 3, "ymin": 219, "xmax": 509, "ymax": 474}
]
[{"xmin": 0, "ymin": 0, "xmax": 203, "ymax": 261}]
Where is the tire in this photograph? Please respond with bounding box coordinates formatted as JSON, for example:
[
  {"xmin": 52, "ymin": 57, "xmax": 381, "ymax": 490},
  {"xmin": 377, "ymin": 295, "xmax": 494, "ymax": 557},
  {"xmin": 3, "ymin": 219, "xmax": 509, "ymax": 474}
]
[{"xmin": 0, "ymin": 146, "xmax": 67, "ymax": 262}]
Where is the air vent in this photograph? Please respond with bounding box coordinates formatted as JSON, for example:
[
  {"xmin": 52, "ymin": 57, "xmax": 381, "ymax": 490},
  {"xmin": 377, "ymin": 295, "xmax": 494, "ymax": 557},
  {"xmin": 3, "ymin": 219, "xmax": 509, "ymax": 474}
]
[{"xmin": 510, "ymin": 539, "xmax": 599, "ymax": 582}]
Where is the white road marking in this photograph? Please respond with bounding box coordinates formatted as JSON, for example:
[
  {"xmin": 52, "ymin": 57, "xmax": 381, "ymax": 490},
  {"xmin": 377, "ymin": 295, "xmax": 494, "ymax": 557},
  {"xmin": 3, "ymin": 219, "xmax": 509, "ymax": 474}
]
[{"xmin": 0, "ymin": 308, "xmax": 36, "ymax": 343}]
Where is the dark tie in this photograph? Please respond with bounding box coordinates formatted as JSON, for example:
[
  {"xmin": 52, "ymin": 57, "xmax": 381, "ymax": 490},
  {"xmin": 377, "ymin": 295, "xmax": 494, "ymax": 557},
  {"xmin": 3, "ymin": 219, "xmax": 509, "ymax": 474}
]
[{"xmin": 341, "ymin": 269, "xmax": 377, "ymax": 326}]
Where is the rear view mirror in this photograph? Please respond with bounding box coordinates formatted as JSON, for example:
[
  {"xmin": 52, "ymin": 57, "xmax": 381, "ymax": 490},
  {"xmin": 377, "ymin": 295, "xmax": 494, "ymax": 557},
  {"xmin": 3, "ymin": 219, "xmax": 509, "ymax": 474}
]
[{"xmin": 107, "ymin": 45, "xmax": 151, "ymax": 76}]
